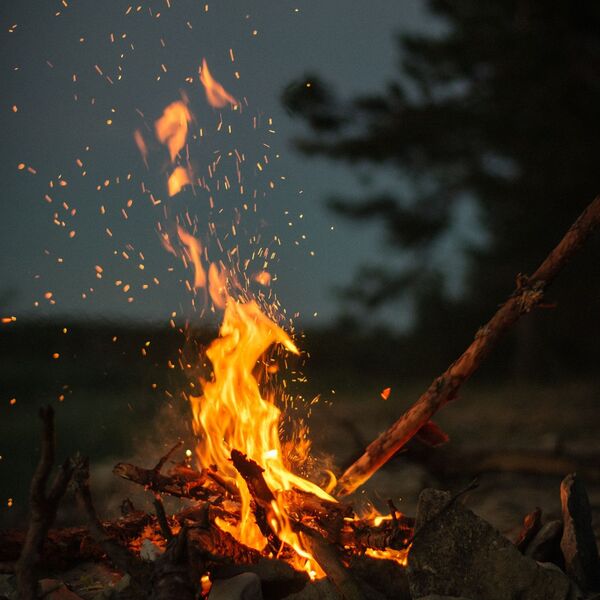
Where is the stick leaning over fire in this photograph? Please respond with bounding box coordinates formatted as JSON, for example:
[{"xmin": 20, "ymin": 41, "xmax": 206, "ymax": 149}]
[{"xmin": 335, "ymin": 195, "xmax": 600, "ymax": 497}]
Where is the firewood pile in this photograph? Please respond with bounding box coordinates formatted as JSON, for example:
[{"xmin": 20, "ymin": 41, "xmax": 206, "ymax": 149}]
[{"xmin": 2, "ymin": 196, "xmax": 600, "ymax": 600}]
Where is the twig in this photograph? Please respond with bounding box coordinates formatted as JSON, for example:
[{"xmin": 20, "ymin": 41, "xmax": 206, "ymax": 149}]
[
  {"xmin": 153, "ymin": 440, "xmax": 184, "ymax": 474},
  {"xmin": 336, "ymin": 195, "xmax": 600, "ymax": 496},
  {"xmin": 15, "ymin": 406, "xmax": 74, "ymax": 600},
  {"xmin": 113, "ymin": 461, "xmax": 215, "ymax": 501},
  {"xmin": 153, "ymin": 495, "xmax": 174, "ymax": 541},
  {"xmin": 387, "ymin": 499, "xmax": 399, "ymax": 527},
  {"xmin": 73, "ymin": 456, "xmax": 150, "ymax": 583}
]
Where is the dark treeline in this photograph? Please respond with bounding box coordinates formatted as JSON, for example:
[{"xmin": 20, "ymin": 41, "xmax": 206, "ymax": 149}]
[
  {"xmin": 2, "ymin": 316, "xmax": 595, "ymax": 407},
  {"xmin": 283, "ymin": 0, "xmax": 600, "ymax": 379}
]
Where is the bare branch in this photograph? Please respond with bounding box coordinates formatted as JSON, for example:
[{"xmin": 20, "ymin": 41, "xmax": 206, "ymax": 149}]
[
  {"xmin": 15, "ymin": 406, "xmax": 74, "ymax": 600},
  {"xmin": 336, "ymin": 195, "xmax": 600, "ymax": 496}
]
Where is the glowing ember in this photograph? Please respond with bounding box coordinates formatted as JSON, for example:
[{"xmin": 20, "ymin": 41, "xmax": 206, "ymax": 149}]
[{"xmin": 176, "ymin": 227, "xmax": 206, "ymax": 290}]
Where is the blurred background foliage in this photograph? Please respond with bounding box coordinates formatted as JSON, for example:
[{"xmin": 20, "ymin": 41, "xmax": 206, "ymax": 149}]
[{"xmin": 283, "ymin": 0, "xmax": 600, "ymax": 378}]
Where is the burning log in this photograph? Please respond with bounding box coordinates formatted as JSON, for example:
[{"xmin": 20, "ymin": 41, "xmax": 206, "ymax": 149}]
[
  {"xmin": 230, "ymin": 448, "xmax": 283, "ymax": 554},
  {"xmin": 336, "ymin": 195, "xmax": 600, "ymax": 497},
  {"xmin": 230, "ymin": 449, "xmax": 369, "ymax": 599},
  {"xmin": 117, "ymin": 447, "xmax": 415, "ymax": 555},
  {"xmin": 340, "ymin": 516, "xmax": 413, "ymax": 552},
  {"xmin": 15, "ymin": 406, "xmax": 74, "ymax": 600},
  {"xmin": 186, "ymin": 521, "xmax": 263, "ymax": 566}
]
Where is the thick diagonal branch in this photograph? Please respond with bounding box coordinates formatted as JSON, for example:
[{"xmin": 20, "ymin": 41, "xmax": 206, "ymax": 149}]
[{"xmin": 336, "ymin": 195, "xmax": 600, "ymax": 496}]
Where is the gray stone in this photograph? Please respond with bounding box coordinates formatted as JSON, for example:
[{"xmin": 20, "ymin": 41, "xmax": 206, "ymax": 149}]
[
  {"xmin": 560, "ymin": 473, "xmax": 600, "ymax": 592},
  {"xmin": 283, "ymin": 580, "xmax": 340, "ymax": 599},
  {"xmin": 0, "ymin": 574, "xmax": 16, "ymax": 600},
  {"xmin": 38, "ymin": 579, "xmax": 85, "ymax": 599},
  {"xmin": 208, "ymin": 573, "xmax": 263, "ymax": 600},
  {"xmin": 348, "ymin": 555, "xmax": 410, "ymax": 599},
  {"xmin": 525, "ymin": 520, "xmax": 563, "ymax": 563},
  {"xmin": 408, "ymin": 488, "xmax": 579, "ymax": 600}
]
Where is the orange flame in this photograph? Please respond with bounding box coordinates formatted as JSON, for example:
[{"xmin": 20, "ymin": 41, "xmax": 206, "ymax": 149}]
[
  {"xmin": 168, "ymin": 166, "xmax": 191, "ymax": 197},
  {"xmin": 155, "ymin": 101, "xmax": 192, "ymax": 162},
  {"xmin": 365, "ymin": 547, "xmax": 410, "ymax": 567},
  {"xmin": 176, "ymin": 226, "xmax": 207, "ymax": 289},
  {"xmin": 133, "ymin": 130, "xmax": 148, "ymax": 167},
  {"xmin": 207, "ymin": 262, "xmax": 228, "ymax": 309},
  {"xmin": 199, "ymin": 58, "xmax": 238, "ymax": 108}
]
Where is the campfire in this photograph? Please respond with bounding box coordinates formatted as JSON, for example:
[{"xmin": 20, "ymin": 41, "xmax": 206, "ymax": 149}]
[{"xmin": 3, "ymin": 58, "xmax": 600, "ymax": 600}]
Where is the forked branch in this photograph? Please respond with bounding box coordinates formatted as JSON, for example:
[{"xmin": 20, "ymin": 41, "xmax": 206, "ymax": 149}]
[{"xmin": 15, "ymin": 406, "xmax": 74, "ymax": 600}]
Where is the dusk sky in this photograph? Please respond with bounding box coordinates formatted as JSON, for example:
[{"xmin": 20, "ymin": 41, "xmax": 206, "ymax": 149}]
[{"xmin": 1, "ymin": 0, "xmax": 435, "ymax": 328}]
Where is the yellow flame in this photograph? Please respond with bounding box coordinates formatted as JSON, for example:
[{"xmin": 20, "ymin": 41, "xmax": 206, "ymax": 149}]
[
  {"xmin": 365, "ymin": 547, "xmax": 410, "ymax": 567},
  {"xmin": 199, "ymin": 58, "xmax": 238, "ymax": 108},
  {"xmin": 190, "ymin": 297, "xmax": 335, "ymax": 568}
]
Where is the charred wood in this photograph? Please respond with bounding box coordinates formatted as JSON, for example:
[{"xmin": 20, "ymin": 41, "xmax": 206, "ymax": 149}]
[
  {"xmin": 340, "ymin": 517, "xmax": 413, "ymax": 552},
  {"xmin": 300, "ymin": 527, "xmax": 363, "ymax": 600},
  {"xmin": 153, "ymin": 495, "xmax": 174, "ymax": 542},
  {"xmin": 0, "ymin": 512, "xmax": 152, "ymax": 567},
  {"xmin": 230, "ymin": 449, "xmax": 283, "ymax": 554},
  {"xmin": 150, "ymin": 525, "xmax": 196, "ymax": 600},
  {"xmin": 560, "ymin": 473, "xmax": 600, "ymax": 592},
  {"xmin": 113, "ymin": 461, "xmax": 217, "ymax": 501},
  {"xmin": 73, "ymin": 456, "xmax": 150, "ymax": 587}
]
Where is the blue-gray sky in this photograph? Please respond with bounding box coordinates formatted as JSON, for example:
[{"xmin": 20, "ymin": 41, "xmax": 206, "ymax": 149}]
[{"xmin": 1, "ymin": 0, "xmax": 433, "ymax": 328}]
